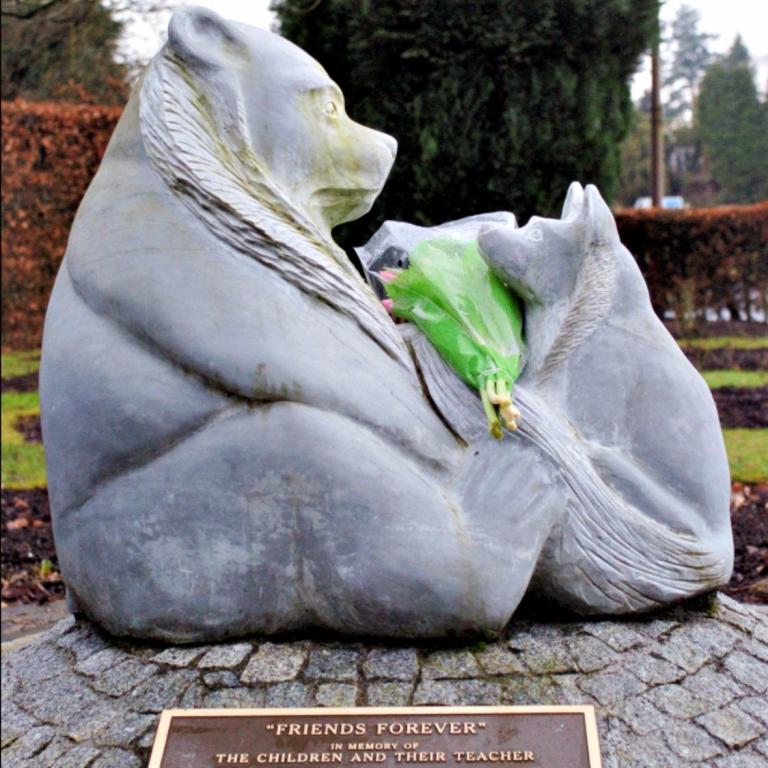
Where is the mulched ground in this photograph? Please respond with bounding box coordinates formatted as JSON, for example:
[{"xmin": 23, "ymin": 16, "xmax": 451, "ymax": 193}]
[
  {"xmin": 723, "ymin": 483, "xmax": 768, "ymax": 605},
  {"xmin": 1, "ymin": 489, "xmax": 63, "ymax": 605},
  {"xmin": 683, "ymin": 347, "xmax": 768, "ymax": 372},
  {"xmin": 2, "ymin": 485, "xmax": 765, "ymax": 607},
  {"xmin": 713, "ymin": 386, "xmax": 768, "ymax": 429},
  {"xmin": 13, "ymin": 414, "xmax": 43, "ymax": 443},
  {"xmin": 664, "ymin": 320, "xmax": 767, "ymax": 339},
  {"xmin": 1, "ymin": 372, "xmax": 38, "ymax": 393}
]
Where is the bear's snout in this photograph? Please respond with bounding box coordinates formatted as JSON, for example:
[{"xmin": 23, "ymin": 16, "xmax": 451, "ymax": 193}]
[{"xmin": 379, "ymin": 132, "xmax": 398, "ymax": 161}]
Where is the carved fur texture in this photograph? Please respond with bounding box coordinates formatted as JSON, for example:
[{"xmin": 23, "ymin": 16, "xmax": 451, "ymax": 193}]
[{"xmin": 140, "ymin": 53, "xmax": 412, "ymax": 371}]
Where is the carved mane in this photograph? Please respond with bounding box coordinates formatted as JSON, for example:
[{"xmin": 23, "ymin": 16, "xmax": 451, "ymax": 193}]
[
  {"xmin": 537, "ymin": 231, "xmax": 618, "ymax": 384},
  {"xmin": 139, "ymin": 51, "xmax": 413, "ymax": 371}
]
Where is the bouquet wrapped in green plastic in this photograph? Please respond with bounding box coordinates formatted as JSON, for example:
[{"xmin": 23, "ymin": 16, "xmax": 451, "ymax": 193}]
[{"xmin": 381, "ymin": 238, "xmax": 526, "ymax": 439}]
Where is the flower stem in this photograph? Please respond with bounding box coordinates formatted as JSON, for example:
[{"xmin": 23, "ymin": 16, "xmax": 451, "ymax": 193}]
[{"xmin": 481, "ymin": 380, "xmax": 503, "ymax": 440}]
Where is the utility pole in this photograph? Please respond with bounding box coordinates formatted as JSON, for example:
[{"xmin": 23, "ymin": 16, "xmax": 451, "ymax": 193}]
[{"xmin": 650, "ymin": 36, "xmax": 664, "ymax": 207}]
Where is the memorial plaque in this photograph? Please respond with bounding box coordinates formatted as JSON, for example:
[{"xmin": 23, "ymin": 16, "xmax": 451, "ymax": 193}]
[{"xmin": 148, "ymin": 705, "xmax": 601, "ymax": 768}]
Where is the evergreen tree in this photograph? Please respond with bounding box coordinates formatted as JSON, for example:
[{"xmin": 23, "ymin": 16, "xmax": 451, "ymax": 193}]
[
  {"xmin": 695, "ymin": 38, "xmax": 768, "ymax": 203},
  {"xmin": 725, "ymin": 35, "xmax": 750, "ymax": 68},
  {"xmin": 1, "ymin": 0, "xmax": 129, "ymax": 103},
  {"xmin": 273, "ymin": 0, "xmax": 658, "ymax": 248},
  {"xmin": 663, "ymin": 4, "xmax": 715, "ymax": 122}
]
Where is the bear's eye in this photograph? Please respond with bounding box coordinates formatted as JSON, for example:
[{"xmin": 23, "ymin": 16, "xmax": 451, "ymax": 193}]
[{"xmin": 323, "ymin": 101, "xmax": 339, "ymax": 118}]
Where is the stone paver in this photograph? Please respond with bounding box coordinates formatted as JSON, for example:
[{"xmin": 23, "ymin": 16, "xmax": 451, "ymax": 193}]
[
  {"xmin": 697, "ymin": 704, "xmax": 764, "ymax": 749},
  {"xmin": 264, "ymin": 682, "xmax": 313, "ymax": 708},
  {"xmin": 202, "ymin": 670, "xmax": 240, "ymax": 688},
  {"xmin": 474, "ymin": 643, "xmax": 528, "ymax": 675},
  {"xmin": 366, "ymin": 682, "xmax": 413, "ymax": 706},
  {"xmin": 422, "ymin": 649, "xmax": 479, "ymax": 679},
  {"xmin": 413, "ymin": 679, "xmax": 502, "ymax": 706},
  {"xmin": 663, "ymin": 721, "xmax": 727, "ymax": 762},
  {"xmin": 130, "ymin": 668, "xmax": 198, "ymax": 713},
  {"xmin": 240, "ymin": 642, "xmax": 306, "ymax": 683},
  {"xmin": 94, "ymin": 712, "xmax": 155, "ymax": 748},
  {"xmin": 754, "ymin": 734, "xmax": 768, "ymax": 759},
  {"xmin": 644, "ymin": 684, "xmax": 709, "ymax": 719},
  {"xmin": 203, "ymin": 687, "xmax": 266, "ymax": 708},
  {"xmin": 739, "ymin": 696, "xmax": 768, "ymax": 728},
  {"xmin": 91, "ymin": 748, "xmax": 142, "ymax": 768},
  {"xmin": 316, "ymin": 683, "xmax": 358, "ymax": 708},
  {"xmin": 582, "ymin": 622, "xmax": 646, "ymax": 652},
  {"xmin": 681, "ymin": 664, "xmax": 743, "ymax": 708},
  {"xmin": 502, "ymin": 675, "xmax": 561, "ymax": 705},
  {"xmin": 150, "ymin": 646, "xmax": 208, "ymax": 668},
  {"xmin": 509, "ymin": 628, "xmax": 574, "ymax": 674},
  {"xmin": 567, "ymin": 634, "xmax": 619, "ymax": 672},
  {"xmin": 622, "ymin": 652, "xmax": 685, "ymax": 685},
  {"xmin": 304, "ymin": 647, "xmax": 360, "ymax": 681},
  {"xmin": 197, "ymin": 643, "xmax": 252, "ymax": 670},
  {"xmin": 610, "ymin": 695, "xmax": 667, "ymax": 736},
  {"xmin": 713, "ymin": 755, "xmax": 768, "ymax": 768},
  {"xmin": 0, "ymin": 593, "xmax": 765, "ymax": 766},
  {"xmin": 90, "ymin": 658, "xmax": 157, "ymax": 696},
  {"xmin": 363, "ymin": 648, "xmax": 419, "ymax": 680},
  {"xmin": 724, "ymin": 650, "xmax": 768, "ymax": 692},
  {"xmin": 577, "ymin": 668, "xmax": 647, "ymax": 706}
]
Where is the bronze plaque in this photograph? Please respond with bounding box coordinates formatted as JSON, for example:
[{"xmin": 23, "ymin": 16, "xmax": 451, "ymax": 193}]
[{"xmin": 148, "ymin": 706, "xmax": 601, "ymax": 768}]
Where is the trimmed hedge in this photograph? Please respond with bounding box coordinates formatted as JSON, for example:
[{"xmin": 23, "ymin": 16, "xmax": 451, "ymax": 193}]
[
  {"xmin": 1, "ymin": 100, "xmax": 121, "ymax": 350},
  {"xmin": 615, "ymin": 204, "xmax": 768, "ymax": 330},
  {"xmin": 2, "ymin": 101, "xmax": 766, "ymax": 349}
]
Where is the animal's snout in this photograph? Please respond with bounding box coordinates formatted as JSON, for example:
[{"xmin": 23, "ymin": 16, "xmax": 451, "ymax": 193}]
[
  {"xmin": 379, "ymin": 132, "xmax": 398, "ymax": 160},
  {"xmin": 368, "ymin": 130, "xmax": 397, "ymax": 185}
]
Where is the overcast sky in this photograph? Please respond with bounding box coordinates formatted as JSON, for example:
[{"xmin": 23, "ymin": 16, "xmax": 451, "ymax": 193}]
[
  {"xmin": 633, "ymin": 0, "xmax": 768, "ymax": 98},
  {"xmin": 120, "ymin": 0, "xmax": 768, "ymax": 96}
]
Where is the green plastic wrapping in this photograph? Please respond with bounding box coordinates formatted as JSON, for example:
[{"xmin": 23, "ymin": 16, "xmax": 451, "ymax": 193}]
[{"xmin": 383, "ymin": 238, "xmax": 526, "ymax": 439}]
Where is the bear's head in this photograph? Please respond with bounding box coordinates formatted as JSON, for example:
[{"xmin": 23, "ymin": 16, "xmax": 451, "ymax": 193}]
[
  {"xmin": 164, "ymin": 6, "xmax": 397, "ymax": 236},
  {"xmin": 478, "ymin": 183, "xmax": 621, "ymax": 307},
  {"xmin": 475, "ymin": 183, "xmax": 623, "ymax": 380},
  {"xmin": 139, "ymin": 7, "xmax": 412, "ymax": 370}
]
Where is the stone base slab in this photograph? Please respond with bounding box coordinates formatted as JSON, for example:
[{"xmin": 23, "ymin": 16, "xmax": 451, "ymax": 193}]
[{"xmin": 2, "ymin": 594, "xmax": 767, "ymax": 768}]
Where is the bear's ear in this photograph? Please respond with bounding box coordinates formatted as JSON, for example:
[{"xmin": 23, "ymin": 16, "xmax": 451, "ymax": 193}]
[
  {"xmin": 168, "ymin": 6, "xmax": 248, "ymax": 71},
  {"xmin": 561, "ymin": 182, "xmax": 584, "ymax": 221},
  {"xmin": 581, "ymin": 184, "xmax": 620, "ymax": 246}
]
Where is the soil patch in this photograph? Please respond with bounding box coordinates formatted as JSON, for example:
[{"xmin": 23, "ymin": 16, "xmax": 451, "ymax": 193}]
[
  {"xmin": 665, "ymin": 320, "xmax": 767, "ymax": 339},
  {"xmin": 724, "ymin": 484, "xmax": 768, "ymax": 604},
  {"xmin": 13, "ymin": 413, "xmax": 42, "ymax": 443},
  {"xmin": 0, "ymin": 372, "xmax": 39, "ymax": 393},
  {"xmin": 683, "ymin": 347, "xmax": 768, "ymax": 371},
  {"xmin": 713, "ymin": 386, "xmax": 768, "ymax": 429},
  {"xmin": 1, "ymin": 489, "xmax": 63, "ymax": 605}
]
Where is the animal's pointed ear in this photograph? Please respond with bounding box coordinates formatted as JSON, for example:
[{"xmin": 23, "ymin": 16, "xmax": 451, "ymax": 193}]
[
  {"xmin": 561, "ymin": 182, "xmax": 584, "ymax": 221},
  {"xmin": 168, "ymin": 6, "xmax": 248, "ymax": 71},
  {"xmin": 581, "ymin": 184, "xmax": 620, "ymax": 246}
]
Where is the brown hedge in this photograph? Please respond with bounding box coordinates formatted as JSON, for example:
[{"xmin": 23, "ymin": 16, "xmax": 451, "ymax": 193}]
[
  {"xmin": 2, "ymin": 99, "xmax": 121, "ymax": 350},
  {"xmin": 615, "ymin": 203, "xmax": 768, "ymax": 331},
  {"xmin": 2, "ymin": 100, "xmax": 766, "ymax": 350}
]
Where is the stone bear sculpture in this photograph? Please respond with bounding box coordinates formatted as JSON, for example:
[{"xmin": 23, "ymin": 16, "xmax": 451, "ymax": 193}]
[{"xmin": 40, "ymin": 7, "xmax": 732, "ymax": 642}]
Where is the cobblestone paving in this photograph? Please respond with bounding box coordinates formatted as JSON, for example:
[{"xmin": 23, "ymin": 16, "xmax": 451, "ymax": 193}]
[{"xmin": 1, "ymin": 594, "xmax": 766, "ymax": 767}]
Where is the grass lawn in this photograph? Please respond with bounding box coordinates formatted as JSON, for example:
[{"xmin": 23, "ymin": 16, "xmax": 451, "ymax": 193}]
[
  {"xmin": 1, "ymin": 349, "xmax": 40, "ymax": 378},
  {"xmin": 703, "ymin": 370, "xmax": 768, "ymax": 388},
  {"xmin": 723, "ymin": 429, "xmax": 768, "ymax": 485},
  {"xmin": 1, "ymin": 391, "xmax": 46, "ymax": 488},
  {"xmin": 680, "ymin": 336, "xmax": 768, "ymax": 350}
]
